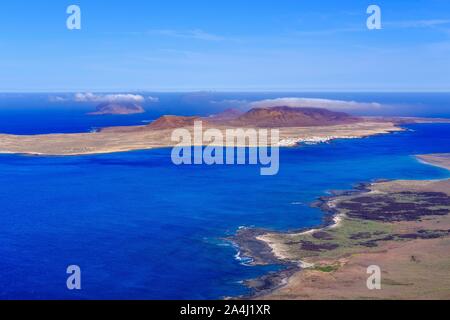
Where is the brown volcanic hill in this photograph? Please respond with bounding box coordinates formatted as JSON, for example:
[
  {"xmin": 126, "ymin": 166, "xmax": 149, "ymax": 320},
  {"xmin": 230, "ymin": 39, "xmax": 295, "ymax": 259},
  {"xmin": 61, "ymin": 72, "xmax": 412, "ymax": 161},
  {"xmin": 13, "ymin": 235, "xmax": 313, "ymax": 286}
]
[
  {"xmin": 147, "ymin": 115, "xmax": 203, "ymax": 130},
  {"xmin": 102, "ymin": 106, "xmax": 359, "ymax": 133},
  {"xmin": 102, "ymin": 115, "xmax": 205, "ymax": 133},
  {"xmin": 229, "ymin": 106, "xmax": 358, "ymax": 127},
  {"xmin": 207, "ymin": 108, "xmax": 243, "ymax": 121},
  {"xmin": 88, "ymin": 102, "xmax": 145, "ymax": 115}
]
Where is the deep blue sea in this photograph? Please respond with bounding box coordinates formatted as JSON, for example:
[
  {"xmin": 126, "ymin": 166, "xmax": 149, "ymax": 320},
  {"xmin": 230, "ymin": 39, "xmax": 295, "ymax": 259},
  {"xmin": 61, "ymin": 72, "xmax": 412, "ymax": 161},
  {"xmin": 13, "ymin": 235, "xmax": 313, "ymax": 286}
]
[{"xmin": 0, "ymin": 93, "xmax": 449, "ymax": 299}]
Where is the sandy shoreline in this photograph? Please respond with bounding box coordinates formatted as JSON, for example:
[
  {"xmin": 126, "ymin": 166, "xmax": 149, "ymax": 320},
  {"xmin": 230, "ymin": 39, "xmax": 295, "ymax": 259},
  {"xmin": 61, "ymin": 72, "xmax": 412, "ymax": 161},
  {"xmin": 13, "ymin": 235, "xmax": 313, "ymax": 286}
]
[
  {"xmin": 0, "ymin": 121, "xmax": 402, "ymax": 156},
  {"xmin": 416, "ymin": 154, "xmax": 450, "ymax": 171},
  {"xmin": 255, "ymin": 212, "xmax": 346, "ymax": 266}
]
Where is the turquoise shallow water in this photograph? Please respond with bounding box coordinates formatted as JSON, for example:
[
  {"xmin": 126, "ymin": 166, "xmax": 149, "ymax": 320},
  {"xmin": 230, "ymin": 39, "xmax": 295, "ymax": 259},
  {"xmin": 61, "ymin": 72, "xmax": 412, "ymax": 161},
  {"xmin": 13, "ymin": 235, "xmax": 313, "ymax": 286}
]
[{"xmin": 0, "ymin": 123, "xmax": 449, "ymax": 299}]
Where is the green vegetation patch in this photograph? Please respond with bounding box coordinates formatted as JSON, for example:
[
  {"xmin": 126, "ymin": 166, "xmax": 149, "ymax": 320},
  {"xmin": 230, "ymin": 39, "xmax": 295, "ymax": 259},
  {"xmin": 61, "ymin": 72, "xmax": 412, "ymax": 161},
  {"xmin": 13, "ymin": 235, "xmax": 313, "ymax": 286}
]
[
  {"xmin": 272, "ymin": 191, "xmax": 450, "ymax": 263},
  {"xmin": 313, "ymin": 264, "xmax": 340, "ymax": 273},
  {"xmin": 277, "ymin": 217, "xmax": 393, "ymax": 261}
]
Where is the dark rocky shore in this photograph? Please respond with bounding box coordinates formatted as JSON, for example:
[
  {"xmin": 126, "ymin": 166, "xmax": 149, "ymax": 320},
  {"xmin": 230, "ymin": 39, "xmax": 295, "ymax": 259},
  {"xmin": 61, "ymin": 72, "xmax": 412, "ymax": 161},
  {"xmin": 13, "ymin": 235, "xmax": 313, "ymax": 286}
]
[
  {"xmin": 228, "ymin": 177, "xmax": 450, "ymax": 299},
  {"xmin": 228, "ymin": 182, "xmax": 374, "ymax": 298}
]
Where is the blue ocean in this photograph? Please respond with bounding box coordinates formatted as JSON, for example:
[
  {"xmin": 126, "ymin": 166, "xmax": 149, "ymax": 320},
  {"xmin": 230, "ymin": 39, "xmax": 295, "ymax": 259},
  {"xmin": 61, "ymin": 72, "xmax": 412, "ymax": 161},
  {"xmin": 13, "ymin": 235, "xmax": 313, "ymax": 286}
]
[{"xmin": 0, "ymin": 93, "xmax": 449, "ymax": 299}]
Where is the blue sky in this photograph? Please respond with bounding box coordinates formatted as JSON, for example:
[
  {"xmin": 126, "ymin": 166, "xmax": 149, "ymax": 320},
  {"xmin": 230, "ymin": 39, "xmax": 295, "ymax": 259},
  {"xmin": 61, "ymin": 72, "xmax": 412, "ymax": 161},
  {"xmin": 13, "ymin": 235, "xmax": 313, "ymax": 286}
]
[{"xmin": 0, "ymin": 0, "xmax": 450, "ymax": 92}]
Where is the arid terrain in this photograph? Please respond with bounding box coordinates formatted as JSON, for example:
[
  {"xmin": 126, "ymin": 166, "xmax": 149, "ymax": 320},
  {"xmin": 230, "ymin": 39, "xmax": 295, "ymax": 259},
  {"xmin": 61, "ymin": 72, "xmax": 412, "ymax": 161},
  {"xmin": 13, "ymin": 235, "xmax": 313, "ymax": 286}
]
[
  {"xmin": 0, "ymin": 106, "xmax": 404, "ymax": 156},
  {"xmin": 233, "ymin": 154, "xmax": 450, "ymax": 300}
]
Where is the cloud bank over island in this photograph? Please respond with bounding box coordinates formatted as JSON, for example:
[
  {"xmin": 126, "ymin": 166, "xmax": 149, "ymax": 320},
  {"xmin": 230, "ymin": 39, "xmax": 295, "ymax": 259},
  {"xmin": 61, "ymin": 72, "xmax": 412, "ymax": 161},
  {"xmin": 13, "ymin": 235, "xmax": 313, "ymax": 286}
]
[
  {"xmin": 74, "ymin": 93, "xmax": 160, "ymax": 104},
  {"xmin": 210, "ymin": 97, "xmax": 385, "ymax": 113},
  {"xmin": 249, "ymin": 97, "xmax": 382, "ymax": 111},
  {"xmin": 50, "ymin": 93, "xmax": 159, "ymax": 104}
]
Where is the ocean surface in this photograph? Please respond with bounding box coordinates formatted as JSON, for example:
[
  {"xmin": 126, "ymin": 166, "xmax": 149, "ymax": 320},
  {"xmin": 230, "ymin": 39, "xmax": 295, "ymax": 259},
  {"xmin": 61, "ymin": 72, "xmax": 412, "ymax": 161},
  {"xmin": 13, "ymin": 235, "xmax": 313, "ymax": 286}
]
[{"xmin": 0, "ymin": 93, "xmax": 449, "ymax": 299}]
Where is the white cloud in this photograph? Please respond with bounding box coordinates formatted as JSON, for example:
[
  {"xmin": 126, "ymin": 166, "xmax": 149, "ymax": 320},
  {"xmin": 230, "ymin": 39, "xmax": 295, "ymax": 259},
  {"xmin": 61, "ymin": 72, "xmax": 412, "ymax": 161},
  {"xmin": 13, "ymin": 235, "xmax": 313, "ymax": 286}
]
[
  {"xmin": 148, "ymin": 29, "xmax": 224, "ymax": 41},
  {"xmin": 249, "ymin": 98, "xmax": 382, "ymax": 111},
  {"xmin": 49, "ymin": 96, "xmax": 68, "ymax": 102},
  {"xmin": 293, "ymin": 27, "xmax": 364, "ymax": 36},
  {"xmin": 385, "ymin": 19, "xmax": 450, "ymax": 28},
  {"xmin": 74, "ymin": 93, "xmax": 144, "ymax": 103},
  {"xmin": 73, "ymin": 93, "xmax": 158, "ymax": 104},
  {"xmin": 147, "ymin": 96, "xmax": 160, "ymax": 103},
  {"xmin": 210, "ymin": 99, "xmax": 249, "ymax": 107}
]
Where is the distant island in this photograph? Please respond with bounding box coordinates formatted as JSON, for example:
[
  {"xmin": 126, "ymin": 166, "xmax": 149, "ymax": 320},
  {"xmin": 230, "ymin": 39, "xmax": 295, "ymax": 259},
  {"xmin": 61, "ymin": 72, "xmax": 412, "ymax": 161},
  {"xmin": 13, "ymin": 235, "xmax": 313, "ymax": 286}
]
[
  {"xmin": 88, "ymin": 102, "xmax": 145, "ymax": 115},
  {"xmin": 0, "ymin": 106, "xmax": 448, "ymax": 156}
]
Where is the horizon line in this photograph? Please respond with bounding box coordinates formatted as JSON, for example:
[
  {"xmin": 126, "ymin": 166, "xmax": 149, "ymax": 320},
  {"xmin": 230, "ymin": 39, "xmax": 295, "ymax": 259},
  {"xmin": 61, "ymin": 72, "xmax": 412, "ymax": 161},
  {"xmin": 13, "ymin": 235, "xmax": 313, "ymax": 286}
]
[{"xmin": 1, "ymin": 90, "xmax": 450, "ymax": 94}]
